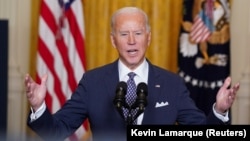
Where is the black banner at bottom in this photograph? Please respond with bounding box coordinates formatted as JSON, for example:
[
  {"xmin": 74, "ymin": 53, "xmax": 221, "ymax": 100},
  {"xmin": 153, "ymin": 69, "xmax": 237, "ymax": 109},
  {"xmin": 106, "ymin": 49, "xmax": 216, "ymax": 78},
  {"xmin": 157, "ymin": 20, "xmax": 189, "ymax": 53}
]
[{"xmin": 127, "ymin": 125, "xmax": 250, "ymax": 140}]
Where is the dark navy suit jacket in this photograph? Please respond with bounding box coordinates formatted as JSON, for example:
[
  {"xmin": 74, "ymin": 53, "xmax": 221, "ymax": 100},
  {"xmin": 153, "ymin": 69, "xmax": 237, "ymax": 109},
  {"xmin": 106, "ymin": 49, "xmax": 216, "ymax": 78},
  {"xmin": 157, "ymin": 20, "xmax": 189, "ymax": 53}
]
[{"xmin": 28, "ymin": 59, "xmax": 225, "ymax": 141}]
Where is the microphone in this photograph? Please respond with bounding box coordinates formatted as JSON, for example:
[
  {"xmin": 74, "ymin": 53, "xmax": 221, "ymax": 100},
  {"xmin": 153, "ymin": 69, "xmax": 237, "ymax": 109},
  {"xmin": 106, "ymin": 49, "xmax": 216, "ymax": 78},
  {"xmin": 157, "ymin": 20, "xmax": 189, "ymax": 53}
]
[
  {"xmin": 113, "ymin": 81, "xmax": 127, "ymax": 119},
  {"xmin": 134, "ymin": 82, "xmax": 148, "ymax": 111},
  {"xmin": 132, "ymin": 82, "xmax": 148, "ymax": 121}
]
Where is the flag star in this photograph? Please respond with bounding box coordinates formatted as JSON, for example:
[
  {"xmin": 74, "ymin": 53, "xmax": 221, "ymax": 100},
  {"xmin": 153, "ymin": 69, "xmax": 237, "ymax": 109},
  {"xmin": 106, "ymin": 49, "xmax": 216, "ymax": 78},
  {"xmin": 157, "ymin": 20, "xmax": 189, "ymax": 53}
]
[
  {"xmin": 217, "ymin": 80, "xmax": 223, "ymax": 87},
  {"xmin": 199, "ymin": 81, "xmax": 203, "ymax": 87},
  {"xmin": 184, "ymin": 75, "xmax": 191, "ymax": 82},
  {"xmin": 210, "ymin": 82, "xmax": 216, "ymax": 89},
  {"xmin": 64, "ymin": 0, "xmax": 70, "ymax": 3},
  {"xmin": 191, "ymin": 79, "xmax": 198, "ymax": 86}
]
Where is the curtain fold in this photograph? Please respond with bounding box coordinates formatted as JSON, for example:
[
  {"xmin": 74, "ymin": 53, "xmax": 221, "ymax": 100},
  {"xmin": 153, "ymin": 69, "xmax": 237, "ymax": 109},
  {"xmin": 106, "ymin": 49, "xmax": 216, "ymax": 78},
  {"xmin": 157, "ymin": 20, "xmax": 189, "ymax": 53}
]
[{"xmin": 30, "ymin": 0, "xmax": 182, "ymax": 76}]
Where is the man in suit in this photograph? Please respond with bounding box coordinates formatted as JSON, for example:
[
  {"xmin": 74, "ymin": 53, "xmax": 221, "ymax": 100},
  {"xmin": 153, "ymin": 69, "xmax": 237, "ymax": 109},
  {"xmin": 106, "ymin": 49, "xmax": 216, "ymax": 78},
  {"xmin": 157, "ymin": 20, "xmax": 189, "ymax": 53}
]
[{"xmin": 24, "ymin": 6, "xmax": 240, "ymax": 141}]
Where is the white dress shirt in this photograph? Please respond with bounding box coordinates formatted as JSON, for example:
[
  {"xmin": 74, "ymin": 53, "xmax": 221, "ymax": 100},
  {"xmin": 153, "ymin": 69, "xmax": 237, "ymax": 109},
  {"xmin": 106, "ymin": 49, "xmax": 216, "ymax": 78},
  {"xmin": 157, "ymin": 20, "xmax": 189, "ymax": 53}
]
[{"xmin": 118, "ymin": 58, "xmax": 149, "ymax": 125}]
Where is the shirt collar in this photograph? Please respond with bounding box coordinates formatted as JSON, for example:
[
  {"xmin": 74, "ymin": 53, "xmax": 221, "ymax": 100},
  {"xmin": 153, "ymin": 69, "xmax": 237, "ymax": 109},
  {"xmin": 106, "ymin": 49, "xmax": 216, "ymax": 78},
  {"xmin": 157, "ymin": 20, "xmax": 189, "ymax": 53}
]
[{"xmin": 118, "ymin": 59, "xmax": 148, "ymax": 84}]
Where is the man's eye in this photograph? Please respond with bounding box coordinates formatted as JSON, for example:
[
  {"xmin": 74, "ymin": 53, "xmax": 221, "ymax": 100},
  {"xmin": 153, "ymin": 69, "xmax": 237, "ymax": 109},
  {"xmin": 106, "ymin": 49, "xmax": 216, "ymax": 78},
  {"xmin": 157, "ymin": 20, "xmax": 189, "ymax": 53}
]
[
  {"xmin": 135, "ymin": 32, "xmax": 142, "ymax": 35},
  {"xmin": 121, "ymin": 33, "xmax": 128, "ymax": 36}
]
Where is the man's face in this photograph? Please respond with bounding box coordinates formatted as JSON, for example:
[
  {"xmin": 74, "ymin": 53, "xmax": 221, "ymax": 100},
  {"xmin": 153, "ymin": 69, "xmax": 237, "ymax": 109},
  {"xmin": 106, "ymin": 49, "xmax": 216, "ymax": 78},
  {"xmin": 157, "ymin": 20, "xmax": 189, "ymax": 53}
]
[{"xmin": 111, "ymin": 12, "xmax": 151, "ymax": 70}]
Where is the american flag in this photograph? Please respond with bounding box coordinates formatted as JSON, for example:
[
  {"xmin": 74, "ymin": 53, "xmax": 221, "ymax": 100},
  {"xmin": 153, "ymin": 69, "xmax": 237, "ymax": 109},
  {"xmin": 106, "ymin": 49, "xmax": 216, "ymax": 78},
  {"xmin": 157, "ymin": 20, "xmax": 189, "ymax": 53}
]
[
  {"xmin": 179, "ymin": 0, "xmax": 231, "ymax": 116},
  {"xmin": 189, "ymin": 4, "xmax": 214, "ymax": 44},
  {"xmin": 36, "ymin": 0, "xmax": 90, "ymax": 140},
  {"xmin": 189, "ymin": 11, "xmax": 212, "ymax": 43}
]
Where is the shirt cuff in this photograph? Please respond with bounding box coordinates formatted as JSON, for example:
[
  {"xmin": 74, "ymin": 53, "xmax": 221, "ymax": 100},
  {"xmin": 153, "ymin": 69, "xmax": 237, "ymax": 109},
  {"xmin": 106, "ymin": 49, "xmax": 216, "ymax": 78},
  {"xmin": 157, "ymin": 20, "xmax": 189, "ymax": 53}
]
[
  {"xmin": 213, "ymin": 103, "xmax": 229, "ymax": 122},
  {"xmin": 30, "ymin": 101, "xmax": 46, "ymax": 122}
]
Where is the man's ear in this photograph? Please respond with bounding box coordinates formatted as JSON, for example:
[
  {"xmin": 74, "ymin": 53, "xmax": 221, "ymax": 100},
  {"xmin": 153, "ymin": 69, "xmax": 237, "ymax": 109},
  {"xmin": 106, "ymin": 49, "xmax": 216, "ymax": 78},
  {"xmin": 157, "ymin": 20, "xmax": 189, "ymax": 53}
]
[
  {"xmin": 110, "ymin": 33, "xmax": 116, "ymax": 48},
  {"xmin": 147, "ymin": 32, "xmax": 151, "ymax": 46}
]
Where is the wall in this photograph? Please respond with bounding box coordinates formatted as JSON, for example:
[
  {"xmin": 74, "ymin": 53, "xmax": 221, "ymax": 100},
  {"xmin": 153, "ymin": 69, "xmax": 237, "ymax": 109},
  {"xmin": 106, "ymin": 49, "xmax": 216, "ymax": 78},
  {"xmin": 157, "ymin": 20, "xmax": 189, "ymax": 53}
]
[
  {"xmin": 0, "ymin": 0, "xmax": 31, "ymax": 140},
  {"xmin": 231, "ymin": 0, "xmax": 250, "ymax": 124}
]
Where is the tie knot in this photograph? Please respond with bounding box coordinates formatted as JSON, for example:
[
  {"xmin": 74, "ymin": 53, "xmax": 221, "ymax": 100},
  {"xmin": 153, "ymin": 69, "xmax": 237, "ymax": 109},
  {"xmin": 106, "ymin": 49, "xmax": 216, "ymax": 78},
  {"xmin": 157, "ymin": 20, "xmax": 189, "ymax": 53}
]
[{"xmin": 128, "ymin": 72, "xmax": 136, "ymax": 79}]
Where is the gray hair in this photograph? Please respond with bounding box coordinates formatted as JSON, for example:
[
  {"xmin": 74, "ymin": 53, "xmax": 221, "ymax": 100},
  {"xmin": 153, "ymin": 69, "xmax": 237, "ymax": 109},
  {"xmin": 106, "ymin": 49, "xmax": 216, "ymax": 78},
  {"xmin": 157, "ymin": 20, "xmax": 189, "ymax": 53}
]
[{"xmin": 110, "ymin": 7, "xmax": 151, "ymax": 33}]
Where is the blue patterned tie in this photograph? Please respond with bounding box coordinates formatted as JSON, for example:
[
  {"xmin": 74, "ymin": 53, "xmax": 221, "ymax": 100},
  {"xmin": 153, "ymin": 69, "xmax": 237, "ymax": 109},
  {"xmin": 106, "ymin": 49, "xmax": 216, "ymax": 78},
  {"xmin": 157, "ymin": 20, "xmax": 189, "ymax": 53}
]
[{"xmin": 124, "ymin": 72, "xmax": 137, "ymax": 124}]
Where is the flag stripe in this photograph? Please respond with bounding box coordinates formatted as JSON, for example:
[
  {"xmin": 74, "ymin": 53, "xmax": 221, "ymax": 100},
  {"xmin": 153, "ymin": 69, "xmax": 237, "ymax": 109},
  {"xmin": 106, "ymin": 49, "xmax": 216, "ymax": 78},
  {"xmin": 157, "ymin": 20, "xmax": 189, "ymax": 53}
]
[
  {"xmin": 40, "ymin": 0, "xmax": 78, "ymax": 93},
  {"xmin": 36, "ymin": 0, "xmax": 89, "ymax": 140},
  {"xmin": 38, "ymin": 37, "xmax": 66, "ymax": 106},
  {"xmin": 190, "ymin": 15, "xmax": 211, "ymax": 43},
  {"xmin": 66, "ymin": 6, "xmax": 86, "ymax": 70}
]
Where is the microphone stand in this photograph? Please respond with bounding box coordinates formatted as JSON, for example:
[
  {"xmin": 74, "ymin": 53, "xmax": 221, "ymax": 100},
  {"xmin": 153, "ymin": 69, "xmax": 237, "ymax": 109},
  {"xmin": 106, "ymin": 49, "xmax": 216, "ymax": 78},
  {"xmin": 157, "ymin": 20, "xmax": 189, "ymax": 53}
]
[
  {"xmin": 126, "ymin": 91, "xmax": 147, "ymax": 125},
  {"xmin": 115, "ymin": 105, "xmax": 125, "ymax": 120},
  {"xmin": 123, "ymin": 103, "xmax": 133, "ymax": 125},
  {"xmin": 125, "ymin": 102, "xmax": 145, "ymax": 125},
  {"xmin": 127, "ymin": 108, "xmax": 133, "ymax": 125}
]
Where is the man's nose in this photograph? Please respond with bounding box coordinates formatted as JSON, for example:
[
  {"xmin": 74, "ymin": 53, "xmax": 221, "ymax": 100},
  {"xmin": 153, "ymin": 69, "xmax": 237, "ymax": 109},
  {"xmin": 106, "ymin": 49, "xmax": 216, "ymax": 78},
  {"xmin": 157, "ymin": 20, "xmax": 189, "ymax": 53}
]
[{"xmin": 128, "ymin": 33, "xmax": 136, "ymax": 44}]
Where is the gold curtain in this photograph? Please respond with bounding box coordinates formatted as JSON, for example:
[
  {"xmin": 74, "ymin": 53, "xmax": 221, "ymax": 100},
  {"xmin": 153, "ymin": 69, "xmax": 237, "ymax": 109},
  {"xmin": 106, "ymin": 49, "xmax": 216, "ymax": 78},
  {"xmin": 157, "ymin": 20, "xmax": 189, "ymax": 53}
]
[{"xmin": 29, "ymin": 0, "xmax": 182, "ymax": 76}]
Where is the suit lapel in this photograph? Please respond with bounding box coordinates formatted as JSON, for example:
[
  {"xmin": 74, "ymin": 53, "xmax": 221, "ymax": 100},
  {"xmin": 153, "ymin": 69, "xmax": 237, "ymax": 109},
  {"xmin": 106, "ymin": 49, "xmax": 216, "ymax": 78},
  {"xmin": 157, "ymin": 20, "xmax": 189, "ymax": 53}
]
[
  {"xmin": 142, "ymin": 61, "xmax": 163, "ymax": 124},
  {"xmin": 103, "ymin": 60, "xmax": 120, "ymax": 101}
]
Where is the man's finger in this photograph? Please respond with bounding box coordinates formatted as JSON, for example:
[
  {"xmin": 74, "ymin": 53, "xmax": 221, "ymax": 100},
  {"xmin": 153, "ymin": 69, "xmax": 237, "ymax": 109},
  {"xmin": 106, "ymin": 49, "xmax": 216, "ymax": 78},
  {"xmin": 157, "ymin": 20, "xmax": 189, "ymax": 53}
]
[
  {"xmin": 41, "ymin": 73, "xmax": 48, "ymax": 86},
  {"xmin": 222, "ymin": 76, "xmax": 231, "ymax": 89}
]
